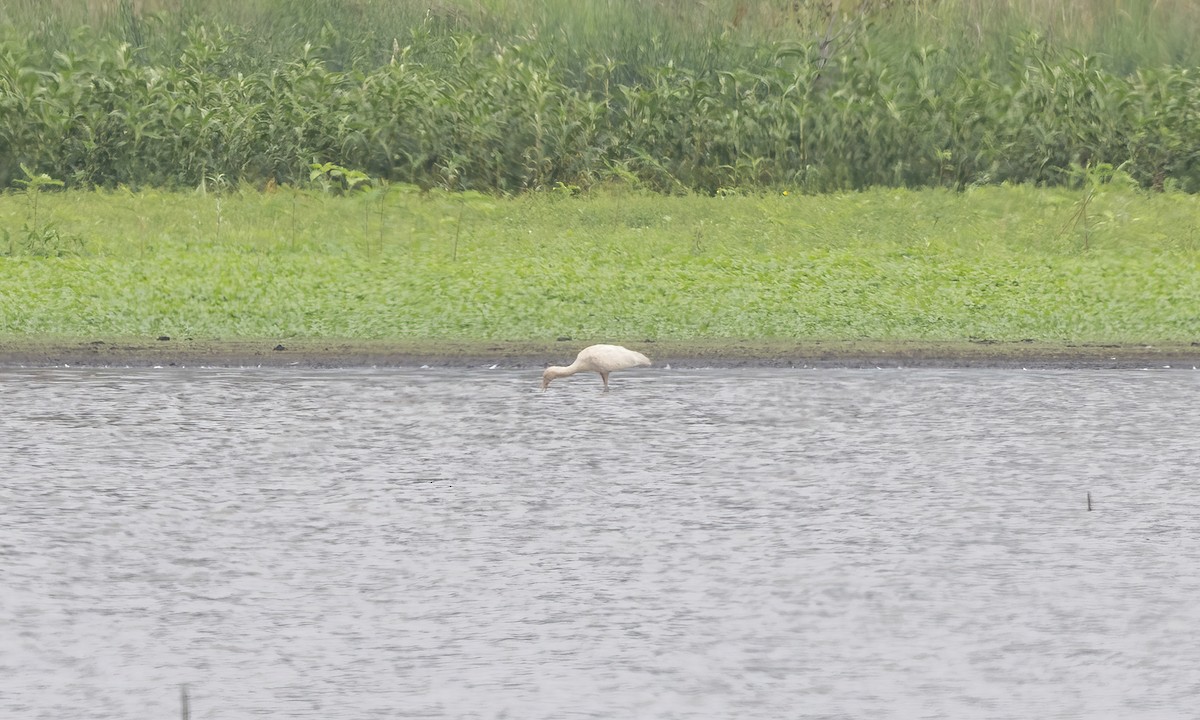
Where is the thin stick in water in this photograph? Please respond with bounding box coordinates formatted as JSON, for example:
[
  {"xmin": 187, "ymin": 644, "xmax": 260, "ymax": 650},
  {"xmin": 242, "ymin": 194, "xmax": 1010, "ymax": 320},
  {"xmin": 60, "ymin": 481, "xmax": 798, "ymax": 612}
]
[
  {"xmin": 1087, "ymin": 492, "xmax": 1092, "ymax": 511},
  {"xmin": 181, "ymin": 683, "xmax": 190, "ymax": 720}
]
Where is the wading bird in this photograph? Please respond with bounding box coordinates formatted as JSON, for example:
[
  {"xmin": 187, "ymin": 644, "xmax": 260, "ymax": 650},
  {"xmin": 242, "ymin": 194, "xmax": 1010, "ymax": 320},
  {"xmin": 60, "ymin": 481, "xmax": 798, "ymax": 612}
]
[{"xmin": 541, "ymin": 344, "xmax": 651, "ymax": 391}]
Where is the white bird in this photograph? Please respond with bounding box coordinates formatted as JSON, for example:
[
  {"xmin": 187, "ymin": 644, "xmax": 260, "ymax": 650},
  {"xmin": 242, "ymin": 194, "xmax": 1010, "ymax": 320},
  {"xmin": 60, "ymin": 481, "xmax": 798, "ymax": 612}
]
[{"xmin": 541, "ymin": 344, "xmax": 651, "ymax": 391}]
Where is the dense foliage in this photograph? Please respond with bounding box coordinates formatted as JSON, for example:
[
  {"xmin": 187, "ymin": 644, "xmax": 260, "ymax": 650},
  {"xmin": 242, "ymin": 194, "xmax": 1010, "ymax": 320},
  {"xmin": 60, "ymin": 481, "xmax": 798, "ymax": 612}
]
[{"xmin": 1, "ymin": 1, "xmax": 1198, "ymax": 193}]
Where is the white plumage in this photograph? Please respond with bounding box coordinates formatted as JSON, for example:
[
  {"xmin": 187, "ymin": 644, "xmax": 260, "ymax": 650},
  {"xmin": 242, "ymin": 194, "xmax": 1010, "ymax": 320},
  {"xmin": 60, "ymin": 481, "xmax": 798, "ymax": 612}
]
[{"xmin": 541, "ymin": 344, "xmax": 651, "ymax": 391}]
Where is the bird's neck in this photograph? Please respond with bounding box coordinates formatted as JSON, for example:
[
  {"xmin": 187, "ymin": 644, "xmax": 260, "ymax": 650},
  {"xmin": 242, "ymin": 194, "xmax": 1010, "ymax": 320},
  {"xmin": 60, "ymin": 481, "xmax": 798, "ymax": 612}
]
[{"xmin": 546, "ymin": 364, "xmax": 579, "ymax": 380}]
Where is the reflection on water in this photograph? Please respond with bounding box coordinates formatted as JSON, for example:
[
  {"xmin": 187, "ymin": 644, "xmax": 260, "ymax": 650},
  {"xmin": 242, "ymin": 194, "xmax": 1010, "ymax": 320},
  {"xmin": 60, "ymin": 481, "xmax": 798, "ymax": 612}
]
[{"xmin": 2, "ymin": 366, "xmax": 1199, "ymax": 719}]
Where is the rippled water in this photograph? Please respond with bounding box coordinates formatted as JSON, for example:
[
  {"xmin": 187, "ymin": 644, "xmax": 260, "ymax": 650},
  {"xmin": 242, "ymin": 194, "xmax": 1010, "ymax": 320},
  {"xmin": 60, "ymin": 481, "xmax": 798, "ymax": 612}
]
[{"xmin": 2, "ymin": 366, "xmax": 1199, "ymax": 719}]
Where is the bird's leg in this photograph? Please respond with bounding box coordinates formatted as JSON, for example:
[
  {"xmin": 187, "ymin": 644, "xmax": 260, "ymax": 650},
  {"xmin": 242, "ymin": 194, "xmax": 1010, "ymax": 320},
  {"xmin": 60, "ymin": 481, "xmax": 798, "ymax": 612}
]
[{"xmin": 600, "ymin": 371, "xmax": 610, "ymax": 390}]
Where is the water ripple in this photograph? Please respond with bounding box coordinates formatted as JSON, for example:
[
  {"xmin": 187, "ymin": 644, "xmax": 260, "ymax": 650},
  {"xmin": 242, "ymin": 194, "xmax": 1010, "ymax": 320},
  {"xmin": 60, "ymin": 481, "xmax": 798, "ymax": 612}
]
[{"xmin": 2, "ymin": 367, "xmax": 1199, "ymax": 719}]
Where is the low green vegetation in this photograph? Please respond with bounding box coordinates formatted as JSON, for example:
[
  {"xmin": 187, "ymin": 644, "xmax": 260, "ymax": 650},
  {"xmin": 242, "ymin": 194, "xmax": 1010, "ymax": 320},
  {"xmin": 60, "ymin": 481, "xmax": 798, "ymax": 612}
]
[
  {"xmin": 1, "ymin": 3, "xmax": 1197, "ymax": 355},
  {"xmin": 1, "ymin": 185, "xmax": 1197, "ymax": 344}
]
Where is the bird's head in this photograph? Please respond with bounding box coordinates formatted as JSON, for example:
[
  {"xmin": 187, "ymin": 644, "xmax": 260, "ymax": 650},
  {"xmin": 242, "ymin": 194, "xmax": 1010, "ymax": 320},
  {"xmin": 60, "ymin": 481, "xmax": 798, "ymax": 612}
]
[{"xmin": 540, "ymin": 368, "xmax": 554, "ymax": 391}]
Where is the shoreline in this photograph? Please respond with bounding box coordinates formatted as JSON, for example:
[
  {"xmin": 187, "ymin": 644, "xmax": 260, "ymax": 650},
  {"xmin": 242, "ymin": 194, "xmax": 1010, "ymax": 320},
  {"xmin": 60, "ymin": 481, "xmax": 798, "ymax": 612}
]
[{"xmin": 2, "ymin": 338, "xmax": 1198, "ymax": 370}]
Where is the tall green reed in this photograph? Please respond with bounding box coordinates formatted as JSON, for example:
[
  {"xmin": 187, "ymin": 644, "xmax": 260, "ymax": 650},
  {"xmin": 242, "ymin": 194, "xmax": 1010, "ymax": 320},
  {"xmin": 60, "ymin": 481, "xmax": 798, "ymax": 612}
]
[{"xmin": 1, "ymin": 1, "xmax": 1197, "ymax": 193}]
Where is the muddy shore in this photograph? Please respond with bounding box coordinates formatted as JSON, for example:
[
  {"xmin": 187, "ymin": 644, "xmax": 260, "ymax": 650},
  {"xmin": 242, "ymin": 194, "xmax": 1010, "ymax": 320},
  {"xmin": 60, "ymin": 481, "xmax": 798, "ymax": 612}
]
[{"xmin": 2, "ymin": 337, "xmax": 1198, "ymax": 369}]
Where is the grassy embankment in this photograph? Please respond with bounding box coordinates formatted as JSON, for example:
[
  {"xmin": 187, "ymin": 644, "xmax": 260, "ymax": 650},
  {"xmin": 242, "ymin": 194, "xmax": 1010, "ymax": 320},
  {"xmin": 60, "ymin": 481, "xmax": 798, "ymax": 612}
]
[
  {"xmin": 1, "ymin": 184, "xmax": 1198, "ymax": 365},
  {"xmin": 1, "ymin": 1, "xmax": 1199, "ymax": 364}
]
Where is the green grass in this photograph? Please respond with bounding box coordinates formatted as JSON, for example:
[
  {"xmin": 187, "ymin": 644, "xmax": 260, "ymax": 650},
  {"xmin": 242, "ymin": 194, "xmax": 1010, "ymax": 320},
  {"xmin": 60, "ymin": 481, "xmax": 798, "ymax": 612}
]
[{"xmin": 2, "ymin": 185, "xmax": 1198, "ymax": 345}]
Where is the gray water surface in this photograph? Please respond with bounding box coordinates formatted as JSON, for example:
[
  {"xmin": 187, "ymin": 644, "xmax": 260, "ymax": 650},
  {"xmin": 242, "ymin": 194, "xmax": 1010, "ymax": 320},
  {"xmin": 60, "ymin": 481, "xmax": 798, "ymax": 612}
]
[{"xmin": 2, "ymin": 367, "xmax": 1199, "ymax": 719}]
